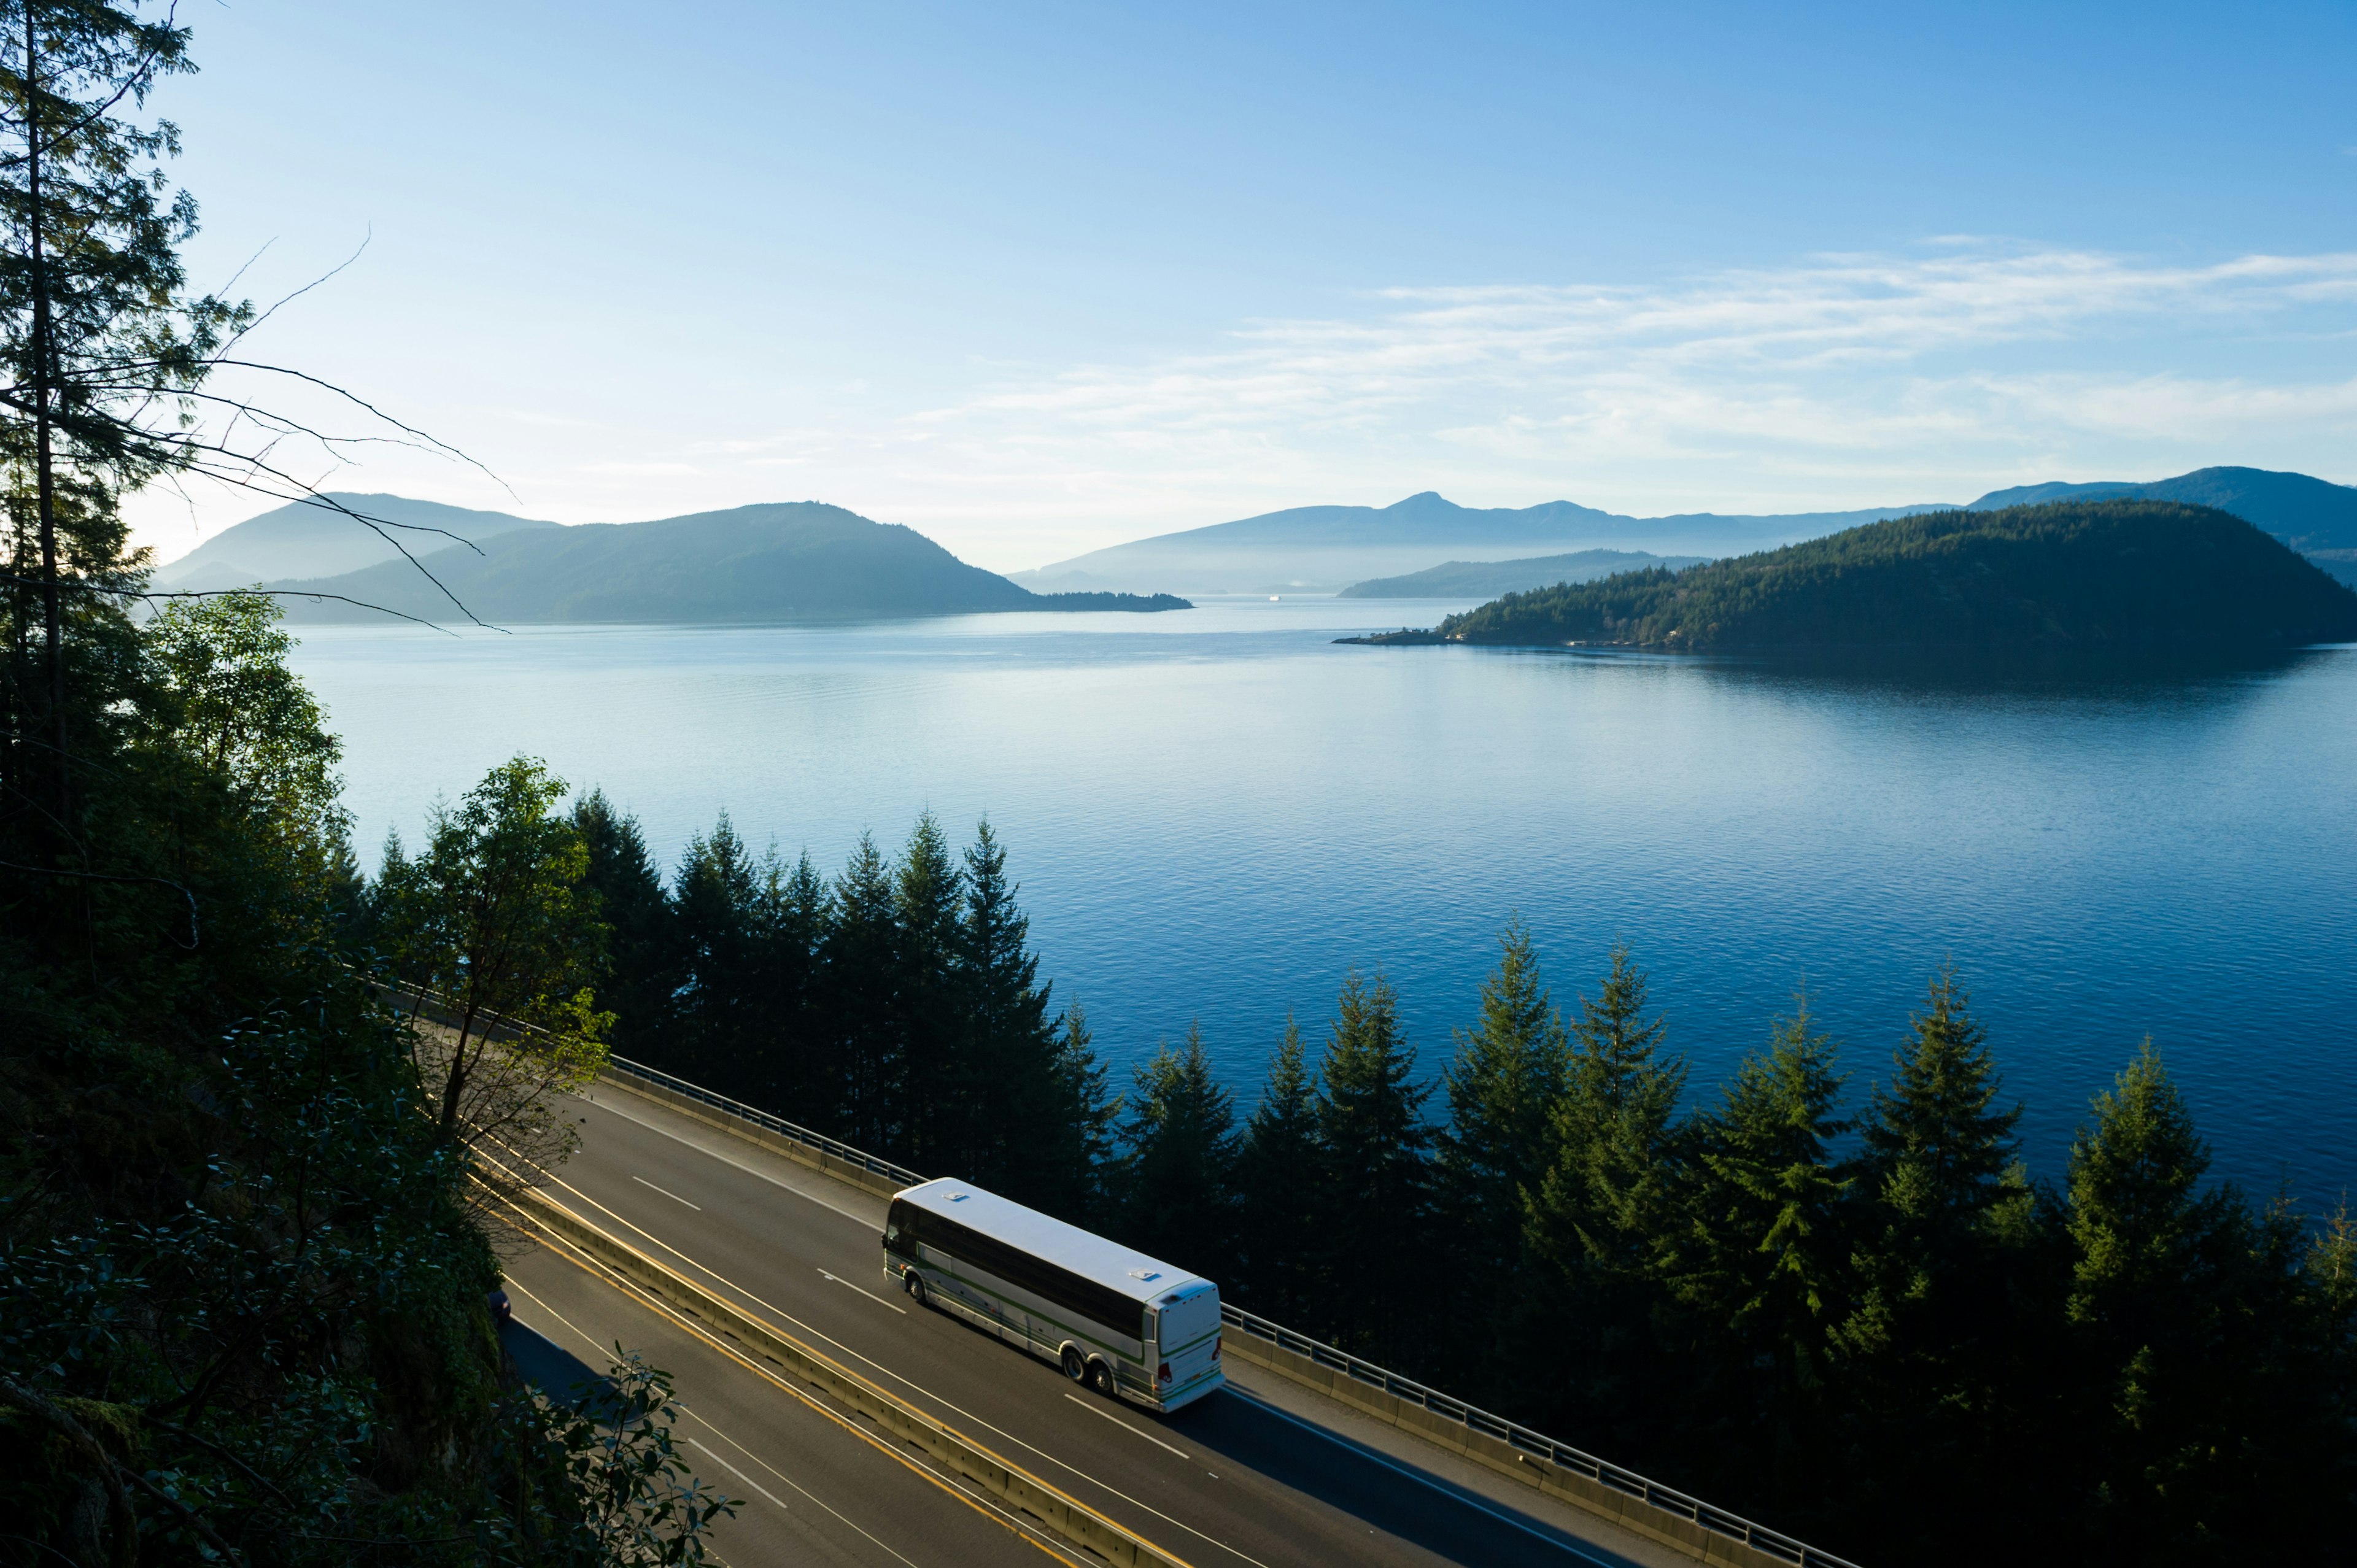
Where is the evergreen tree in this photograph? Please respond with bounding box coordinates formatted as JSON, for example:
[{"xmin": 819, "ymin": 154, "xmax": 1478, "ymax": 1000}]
[
  {"xmin": 1313, "ymin": 970, "xmax": 1434, "ymax": 1358},
  {"xmin": 1120, "ymin": 1021, "xmax": 1242, "ymax": 1279},
  {"xmin": 893, "ymin": 813, "xmax": 967, "ymax": 1169},
  {"xmin": 826, "ymin": 832, "xmax": 901, "ymax": 1152},
  {"xmin": 750, "ymin": 846, "xmax": 835, "ymax": 1122},
  {"xmin": 2059, "ymin": 1041, "xmax": 2344, "ymax": 1561},
  {"xmin": 1441, "ymin": 921, "xmax": 1570, "ymax": 1318},
  {"xmin": 957, "ymin": 818, "xmax": 1066, "ymax": 1200},
  {"xmin": 1235, "ymin": 1014, "xmax": 1322, "ymax": 1323},
  {"xmin": 670, "ymin": 812, "xmax": 760, "ymax": 1089},
  {"xmin": 572, "ymin": 787, "xmax": 680, "ymax": 1062},
  {"xmin": 1530, "ymin": 943, "xmax": 1687, "ymax": 1282},
  {"xmin": 1676, "ymin": 1000, "xmax": 1852, "ymax": 1484},
  {"xmin": 1835, "ymin": 968, "xmax": 2036, "ymax": 1553},
  {"xmin": 1037, "ymin": 1000, "xmax": 1121, "ymax": 1225}
]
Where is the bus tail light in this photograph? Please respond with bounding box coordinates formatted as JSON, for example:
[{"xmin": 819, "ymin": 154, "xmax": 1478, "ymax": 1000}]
[
  {"xmin": 1211, "ymin": 1336, "xmax": 1221, "ymax": 1361},
  {"xmin": 1157, "ymin": 1362, "xmax": 1172, "ymax": 1385}
]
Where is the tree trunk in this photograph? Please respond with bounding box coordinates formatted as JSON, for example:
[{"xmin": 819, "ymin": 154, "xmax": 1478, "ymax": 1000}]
[{"xmin": 24, "ymin": 5, "xmax": 67, "ymax": 824}]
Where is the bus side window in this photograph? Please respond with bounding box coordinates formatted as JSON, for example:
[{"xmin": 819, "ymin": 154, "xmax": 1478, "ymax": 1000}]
[{"xmin": 1143, "ymin": 1306, "xmax": 1159, "ymax": 1346}]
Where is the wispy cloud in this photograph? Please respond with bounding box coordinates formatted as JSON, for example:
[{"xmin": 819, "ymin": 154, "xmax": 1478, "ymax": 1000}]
[{"xmin": 857, "ymin": 245, "xmax": 2357, "ymax": 539}]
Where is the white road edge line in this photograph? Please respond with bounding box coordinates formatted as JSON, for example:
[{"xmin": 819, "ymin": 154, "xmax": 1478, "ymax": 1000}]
[
  {"xmin": 1061, "ymin": 1394, "xmax": 1188, "ymax": 1459},
  {"xmin": 820, "ymin": 1267, "xmax": 909, "ymax": 1313},
  {"xmin": 633, "ymin": 1175, "xmax": 703, "ymax": 1210},
  {"xmin": 686, "ymin": 1438, "xmax": 793, "ymax": 1513},
  {"xmin": 1223, "ymin": 1386, "xmax": 1620, "ymax": 1566}
]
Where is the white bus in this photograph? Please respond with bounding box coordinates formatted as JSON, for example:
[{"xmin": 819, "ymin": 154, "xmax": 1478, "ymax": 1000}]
[{"xmin": 881, "ymin": 1178, "xmax": 1225, "ymax": 1414}]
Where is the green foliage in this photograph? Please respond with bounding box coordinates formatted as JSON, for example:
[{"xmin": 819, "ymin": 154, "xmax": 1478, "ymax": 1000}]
[
  {"xmin": 1424, "ymin": 501, "xmax": 2357, "ymax": 649},
  {"xmin": 1120, "ymin": 1022, "xmax": 1242, "ymax": 1280},
  {"xmin": 1234, "ymin": 1016, "xmax": 1321, "ymax": 1324},
  {"xmin": 1311, "ymin": 970, "xmax": 1434, "ymax": 1359}
]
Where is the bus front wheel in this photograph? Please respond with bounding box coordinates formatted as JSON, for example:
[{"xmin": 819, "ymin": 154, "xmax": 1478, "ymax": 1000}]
[
  {"xmin": 907, "ymin": 1273, "xmax": 929, "ymax": 1308},
  {"xmin": 1061, "ymin": 1347, "xmax": 1086, "ymax": 1381}
]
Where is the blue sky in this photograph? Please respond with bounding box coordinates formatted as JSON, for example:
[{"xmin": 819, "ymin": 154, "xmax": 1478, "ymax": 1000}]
[{"xmin": 134, "ymin": 0, "xmax": 2357, "ymax": 570}]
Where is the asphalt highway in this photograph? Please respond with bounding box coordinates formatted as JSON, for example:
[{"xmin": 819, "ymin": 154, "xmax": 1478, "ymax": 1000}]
[{"xmin": 503, "ymin": 1080, "xmax": 1692, "ymax": 1568}]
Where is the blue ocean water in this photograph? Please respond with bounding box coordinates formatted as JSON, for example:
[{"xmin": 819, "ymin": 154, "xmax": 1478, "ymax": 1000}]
[{"xmin": 288, "ymin": 599, "xmax": 2357, "ymax": 1202}]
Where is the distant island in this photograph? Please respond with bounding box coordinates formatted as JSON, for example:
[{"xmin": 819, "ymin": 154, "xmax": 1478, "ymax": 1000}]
[
  {"xmin": 1337, "ymin": 548, "xmax": 1707, "ymax": 598},
  {"xmin": 195, "ymin": 499, "xmax": 1190, "ymax": 624},
  {"xmin": 1341, "ymin": 501, "xmax": 2357, "ymax": 651}
]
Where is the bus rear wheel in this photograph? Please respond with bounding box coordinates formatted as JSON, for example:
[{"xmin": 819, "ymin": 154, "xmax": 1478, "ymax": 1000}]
[
  {"xmin": 1086, "ymin": 1361, "xmax": 1117, "ymax": 1398},
  {"xmin": 1061, "ymin": 1347, "xmax": 1086, "ymax": 1381}
]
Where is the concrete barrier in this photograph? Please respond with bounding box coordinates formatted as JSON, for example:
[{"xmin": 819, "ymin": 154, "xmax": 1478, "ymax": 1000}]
[{"xmin": 499, "ymin": 1181, "xmax": 1190, "ymax": 1568}]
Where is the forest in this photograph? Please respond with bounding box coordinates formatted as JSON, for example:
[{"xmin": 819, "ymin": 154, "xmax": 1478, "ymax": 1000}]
[
  {"xmin": 459, "ymin": 798, "xmax": 2357, "ymax": 1568},
  {"xmin": 1398, "ymin": 500, "xmax": 2357, "ymax": 650}
]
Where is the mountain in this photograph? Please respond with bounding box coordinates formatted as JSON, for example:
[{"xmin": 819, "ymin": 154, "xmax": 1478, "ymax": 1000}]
[
  {"xmin": 151, "ymin": 493, "xmax": 561, "ymax": 590},
  {"xmin": 265, "ymin": 501, "xmax": 1188, "ymax": 624},
  {"xmin": 1967, "ymin": 466, "xmax": 2357, "ymax": 589},
  {"xmin": 1350, "ymin": 501, "xmax": 2357, "ymax": 651},
  {"xmin": 1337, "ymin": 549, "xmax": 1708, "ymax": 598},
  {"xmin": 1010, "ymin": 492, "xmax": 1952, "ymax": 595}
]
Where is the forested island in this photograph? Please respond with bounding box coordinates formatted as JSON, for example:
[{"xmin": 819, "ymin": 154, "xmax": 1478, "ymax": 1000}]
[{"xmin": 1345, "ymin": 500, "xmax": 2357, "ymax": 650}]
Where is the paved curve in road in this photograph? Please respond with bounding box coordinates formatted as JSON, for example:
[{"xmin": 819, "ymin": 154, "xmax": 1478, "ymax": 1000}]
[{"xmin": 507, "ymin": 1079, "xmax": 1693, "ymax": 1568}]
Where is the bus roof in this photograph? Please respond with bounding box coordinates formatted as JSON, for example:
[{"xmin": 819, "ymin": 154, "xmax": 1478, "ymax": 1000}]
[{"xmin": 893, "ymin": 1178, "xmax": 1214, "ymax": 1306}]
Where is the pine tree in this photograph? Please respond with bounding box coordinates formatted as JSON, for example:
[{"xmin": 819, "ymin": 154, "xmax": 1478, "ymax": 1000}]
[
  {"xmin": 670, "ymin": 812, "xmax": 759, "ymax": 1090},
  {"xmin": 957, "ymin": 819, "xmax": 1066, "ymax": 1200},
  {"xmin": 827, "ymin": 832, "xmax": 902, "ymax": 1153},
  {"xmin": 1314, "ymin": 970, "xmax": 1434, "ymax": 1358},
  {"xmin": 1835, "ymin": 967, "xmax": 2035, "ymax": 1546},
  {"xmin": 1442, "ymin": 920, "xmax": 1570, "ymax": 1278},
  {"xmin": 893, "ymin": 813, "xmax": 967, "ymax": 1169},
  {"xmin": 1236, "ymin": 1016, "xmax": 1322, "ymax": 1323},
  {"xmin": 1677, "ymin": 999, "xmax": 1852, "ymax": 1475},
  {"xmin": 1530, "ymin": 942, "xmax": 1687, "ymax": 1282},
  {"xmin": 1120, "ymin": 1022, "xmax": 1242, "ymax": 1280},
  {"xmin": 2056, "ymin": 1041, "xmax": 2342, "ymax": 1559},
  {"xmin": 572, "ymin": 788, "xmax": 681, "ymax": 1063},
  {"xmin": 1037, "ymin": 1000, "xmax": 1121, "ymax": 1225}
]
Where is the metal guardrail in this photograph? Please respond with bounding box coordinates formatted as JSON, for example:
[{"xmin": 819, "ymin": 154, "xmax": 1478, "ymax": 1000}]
[
  {"xmin": 600, "ymin": 1054, "xmax": 927, "ymax": 1191},
  {"xmin": 1217, "ymin": 1304, "xmax": 1862, "ymax": 1568},
  {"xmin": 384, "ymin": 984, "xmax": 1857, "ymax": 1568}
]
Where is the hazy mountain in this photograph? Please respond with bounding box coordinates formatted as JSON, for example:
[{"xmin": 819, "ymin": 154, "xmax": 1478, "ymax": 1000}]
[
  {"xmin": 151, "ymin": 493, "xmax": 560, "ymax": 590},
  {"xmin": 1013, "ymin": 466, "xmax": 2357, "ymax": 597},
  {"xmin": 1011, "ymin": 491, "xmax": 1951, "ymax": 595},
  {"xmin": 1337, "ymin": 549, "xmax": 1708, "ymax": 598},
  {"xmin": 1358, "ymin": 501, "xmax": 2357, "ymax": 651},
  {"xmin": 266, "ymin": 501, "xmax": 1188, "ymax": 624},
  {"xmin": 1967, "ymin": 466, "xmax": 2357, "ymax": 587}
]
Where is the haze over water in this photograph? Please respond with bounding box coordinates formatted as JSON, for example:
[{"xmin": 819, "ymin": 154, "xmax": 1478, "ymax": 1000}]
[{"xmin": 293, "ymin": 599, "xmax": 2357, "ymax": 1202}]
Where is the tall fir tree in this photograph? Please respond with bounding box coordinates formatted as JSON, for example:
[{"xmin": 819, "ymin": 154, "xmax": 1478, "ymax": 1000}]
[
  {"xmin": 1676, "ymin": 999, "xmax": 1852, "ymax": 1491},
  {"xmin": 1530, "ymin": 943, "xmax": 1687, "ymax": 1282},
  {"xmin": 670, "ymin": 812, "xmax": 760, "ymax": 1089},
  {"xmin": 1236, "ymin": 1015, "xmax": 1322, "ymax": 1323},
  {"xmin": 893, "ymin": 813, "xmax": 967, "ymax": 1169},
  {"xmin": 827, "ymin": 832, "xmax": 903, "ymax": 1153},
  {"xmin": 1120, "ymin": 1021, "xmax": 1242, "ymax": 1280},
  {"xmin": 956, "ymin": 819, "xmax": 1066, "ymax": 1200},
  {"xmin": 1441, "ymin": 921, "xmax": 1571, "ymax": 1321},
  {"xmin": 1314, "ymin": 970, "xmax": 1434, "ymax": 1359},
  {"xmin": 1038, "ymin": 1000, "xmax": 1122, "ymax": 1226},
  {"xmin": 2058, "ymin": 1041, "xmax": 2343, "ymax": 1561},
  {"xmin": 571, "ymin": 788, "xmax": 681, "ymax": 1063}
]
